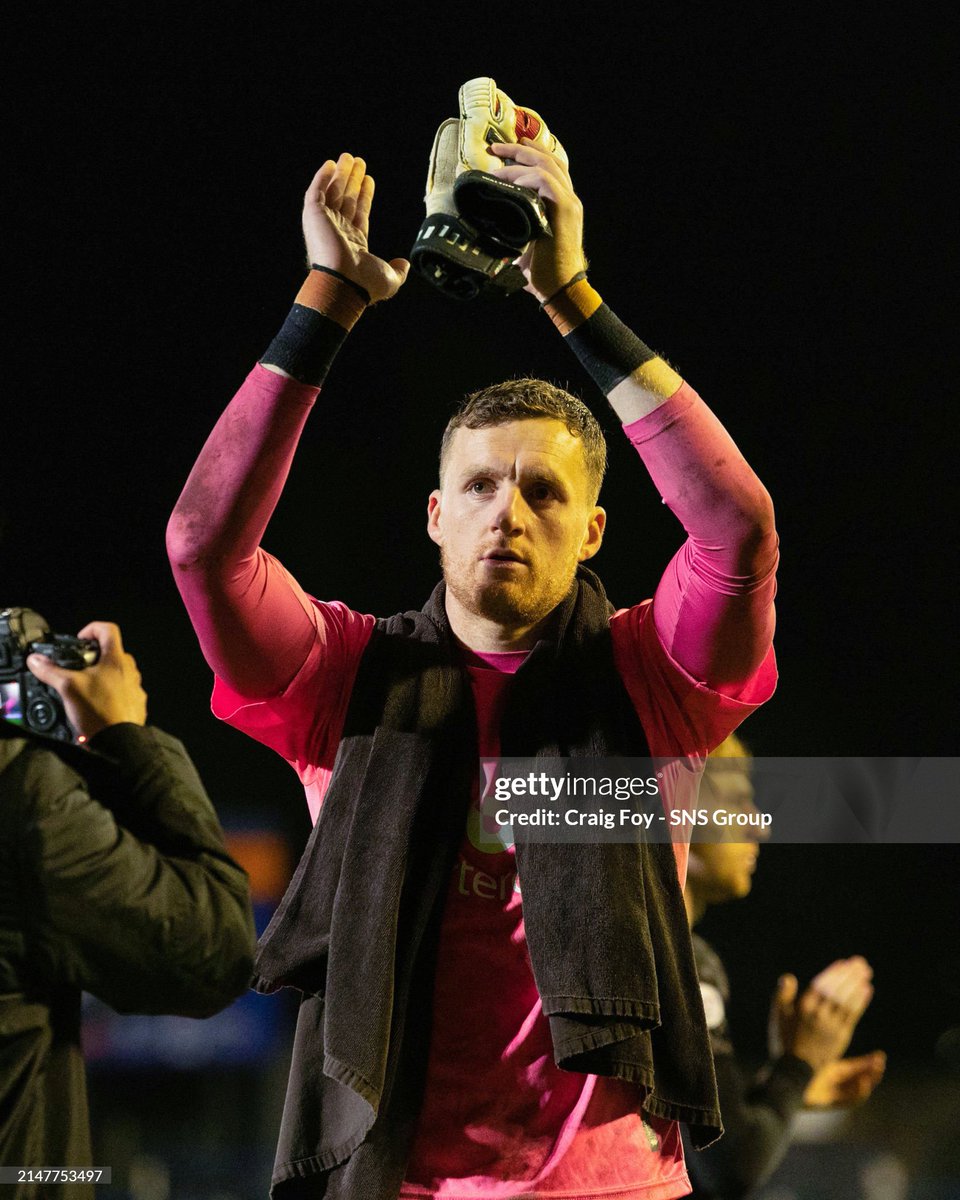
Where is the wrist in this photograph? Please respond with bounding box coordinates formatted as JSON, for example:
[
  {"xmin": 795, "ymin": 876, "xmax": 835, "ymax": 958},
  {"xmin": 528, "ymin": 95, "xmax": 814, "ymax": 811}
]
[
  {"xmin": 787, "ymin": 1046, "xmax": 829, "ymax": 1073},
  {"xmin": 297, "ymin": 267, "xmax": 368, "ymax": 328},
  {"xmin": 542, "ymin": 274, "xmax": 683, "ymax": 404},
  {"xmin": 306, "ymin": 263, "xmax": 371, "ymax": 308},
  {"xmin": 541, "ymin": 272, "xmax": 602, "ymax": 335},
  {"xmin": 540, "ymin": 270, "xmax": 588, "ymax": 309},
  {"xmin": 529, "ymin": 266, "xmax": 585, "ymax": 306},
  {"xmin": 261, "ymin": 268, "xmax": 368, "ymax": 387},
  {"xmin": 776, "ymin": 1052, "xmax": 819, "ymax": 1082}
]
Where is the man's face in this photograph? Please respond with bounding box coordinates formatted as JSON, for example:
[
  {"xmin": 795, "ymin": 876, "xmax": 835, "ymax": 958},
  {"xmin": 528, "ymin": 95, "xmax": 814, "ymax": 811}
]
[
  {"xmin": 427, "ymin": 418, "xmax": 605, "ymax": 630},
  {"xmin": 688, "ymin": 764, "xmax": 763, "ymax": 903}
]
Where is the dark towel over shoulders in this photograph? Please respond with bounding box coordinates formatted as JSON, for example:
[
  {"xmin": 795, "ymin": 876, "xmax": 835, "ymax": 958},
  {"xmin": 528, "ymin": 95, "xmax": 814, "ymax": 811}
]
[{"xmin": 253, "ymin": 567, "xmax": 721, "ymax": 1199}]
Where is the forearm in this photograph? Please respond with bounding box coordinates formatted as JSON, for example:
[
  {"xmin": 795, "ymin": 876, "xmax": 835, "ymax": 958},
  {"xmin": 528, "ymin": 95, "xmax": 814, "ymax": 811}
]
[
  {"xmin": 544, "ymin": 276, "xmax": 774, "ymax": 540},
  {"xmin": 689, "ymin": 1052, "xmax": 812, "ymax": 1198},
  {"xmin": 545, "ymin": 277, "xmax": 778, "ymax": 687},
  {"xmin": 166, "ymin": 270, "xmax": 365, "ymax": 695}
]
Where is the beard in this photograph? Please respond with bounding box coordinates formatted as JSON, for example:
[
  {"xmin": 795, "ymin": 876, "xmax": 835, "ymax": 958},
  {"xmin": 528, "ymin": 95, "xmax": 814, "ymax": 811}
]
[{"xmin": 440, "ymin": 544, "xmax": 577, "ymax": 629}]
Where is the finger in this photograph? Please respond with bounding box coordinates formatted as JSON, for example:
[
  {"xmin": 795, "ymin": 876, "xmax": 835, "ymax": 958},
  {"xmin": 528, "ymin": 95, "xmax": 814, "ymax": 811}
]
[
  {"xmin": 304, "ymin": 160, "xmax": 338, "ymax": 206},
  {"xmin": 487, "ymin": 165, "xmax": 566, "ymax": 204},
  {"xmin": 324, "ymin": 152, "xmax": 355, "ymax": 210},
  {"xmin": 488, "ymin": 138, "xmax": 569, "ymax": 182},
  {"xmin": 843, "ymin": 980, "xmax": 874, "ymax": 1021},
  {"xmin": 798, "ymin": 987, "xmax": 824, "ymax": 1020},
  {"xmin": 76, "ymin": 621, "xmax": 123, "ymax": 657},
  {"xmin": 339, "ymin": 156, "xmax": 367, "ymax": 223},
  {"xmin": 825, "ymin": 954, "xmax": 871, "ymax": 977},
  {"xmin": 855, "ymin": 1076, "xmax": 874, "ymax": 1102},
  {"xmin": 355, "ymin": 174, "xmax": 375, "ymax": 238},
  {"xmin": 810, "ymin": 957, "xmax": 871, "ymax": 1005},
  {"xmin": 851, "ymin": 1053, "xmax": 886, "ymax": 1099},
  {"xmin": 388, "ymin": 257, "xmax": 411, "ymax": 287},
  {"xmin": 841, "ymin": 1052, "xmax": 884, "ymax": 1076},
  {"xmin": 777, "ymin": 974, "xmax": 799, "ymax": 1011},
  {"xmin": 25, "ymin": 652, "xmax": 71, "ymax": 690},
  {"xmin": 487, "ymin": 147, "xmax": 569, "ymax": 186},
  {"xmin": 821, "ymin": 965, "xmax": 874, "ymax": 1015}
]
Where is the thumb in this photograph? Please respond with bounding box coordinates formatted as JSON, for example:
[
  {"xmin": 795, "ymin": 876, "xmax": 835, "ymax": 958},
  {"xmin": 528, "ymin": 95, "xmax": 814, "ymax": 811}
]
[
  {"xmin": 26, "ymin": 653, "xmax": 69, "ymax": 693},
  {"xmin": 389, "ymin": 257, "xmax": 411, "ymax": 285},
  {"xmin": 777, "ymin": 974, "xmax": 799, "ymax": 1011}
]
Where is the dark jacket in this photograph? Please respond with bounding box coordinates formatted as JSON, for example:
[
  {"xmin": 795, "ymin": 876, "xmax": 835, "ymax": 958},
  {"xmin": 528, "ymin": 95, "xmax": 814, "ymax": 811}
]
[{"xmin": 0, "ymin": 720, "xmax": 256, "ymax": 1200}]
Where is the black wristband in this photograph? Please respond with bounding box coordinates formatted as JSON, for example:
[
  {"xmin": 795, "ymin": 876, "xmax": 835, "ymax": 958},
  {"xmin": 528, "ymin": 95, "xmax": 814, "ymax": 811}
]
[
  {"xmin": 261, "ymin": 305, "xmax": 350, "ymax": 387},
  {"xmin": 309, "ymin": 264, "xmax": 371, "ymax": 305},
  {"xmin": 565, "ymin": 305, "xmax": 657, "ymax": 395}
]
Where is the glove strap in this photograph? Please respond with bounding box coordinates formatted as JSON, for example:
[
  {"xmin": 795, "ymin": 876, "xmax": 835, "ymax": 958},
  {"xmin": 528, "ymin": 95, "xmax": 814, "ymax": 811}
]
[
  {"xmin": 410, "ymin": 213, "xmax": 525, "ymax": 301},
  {"xmin": 452, "ymin": 170, "xmax": 551, "ymax": 248}
]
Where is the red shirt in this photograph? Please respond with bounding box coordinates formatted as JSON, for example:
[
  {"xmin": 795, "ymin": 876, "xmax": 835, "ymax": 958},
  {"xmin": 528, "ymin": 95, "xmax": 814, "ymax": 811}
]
[
  {"xmin": 172, "ymin": 367, "xmax": 779, "ymax": 1199},
  {"xmin": 212, "ymin": 596, "xmax": 775, "ymax": 1199}
]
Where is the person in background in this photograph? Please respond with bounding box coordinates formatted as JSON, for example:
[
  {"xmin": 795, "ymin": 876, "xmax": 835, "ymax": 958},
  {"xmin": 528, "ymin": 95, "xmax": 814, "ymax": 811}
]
[{"xmin": 684, "ymin": 733, "xmax": 887, "ymax": 1199}]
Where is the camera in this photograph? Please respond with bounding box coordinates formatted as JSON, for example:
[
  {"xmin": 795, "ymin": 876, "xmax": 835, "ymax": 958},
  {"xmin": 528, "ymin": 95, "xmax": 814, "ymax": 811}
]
[{"xmin": 0, "ymin": 608, "xmax": 99, "ymax": 742}]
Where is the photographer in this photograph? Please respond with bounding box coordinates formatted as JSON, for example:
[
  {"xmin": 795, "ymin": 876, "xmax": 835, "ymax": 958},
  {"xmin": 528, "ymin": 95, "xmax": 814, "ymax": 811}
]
[{"xmin": 0, "ymin": 621, "xmax": 256, "ymax": 1199}]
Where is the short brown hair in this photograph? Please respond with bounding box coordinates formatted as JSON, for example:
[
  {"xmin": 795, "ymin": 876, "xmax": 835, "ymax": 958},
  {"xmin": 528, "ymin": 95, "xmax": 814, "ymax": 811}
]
[{"xmin": 439, "ymin": 378, "xmax": 607, "ymax": 502}]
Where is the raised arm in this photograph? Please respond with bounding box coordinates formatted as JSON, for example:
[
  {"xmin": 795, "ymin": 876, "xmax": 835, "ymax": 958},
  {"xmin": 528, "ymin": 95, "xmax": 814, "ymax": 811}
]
[
  {"xmin": 166, "ymin": 155, "xmax": 408, "ymax": 698},
  {"xmin": 490, "ymin": 139, "xmax": 777, "ymax": 691}
]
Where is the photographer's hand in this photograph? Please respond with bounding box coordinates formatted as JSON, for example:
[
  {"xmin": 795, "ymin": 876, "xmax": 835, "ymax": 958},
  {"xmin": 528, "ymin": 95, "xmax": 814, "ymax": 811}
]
[{"xmin": 27, "ymin": 621, "xmax": 147, "ymax": 740}]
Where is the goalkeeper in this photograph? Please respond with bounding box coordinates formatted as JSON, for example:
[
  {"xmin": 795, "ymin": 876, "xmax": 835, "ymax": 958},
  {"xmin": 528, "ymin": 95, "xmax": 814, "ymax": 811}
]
[{"xmin": 168, "ymin": 80, "xmax": 780, "ymax": 1200}]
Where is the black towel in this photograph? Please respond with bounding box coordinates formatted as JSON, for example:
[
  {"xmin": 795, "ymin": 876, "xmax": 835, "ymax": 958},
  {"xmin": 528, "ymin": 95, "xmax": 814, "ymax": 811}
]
[{"xmin": 253, "ymin": 567, "xmax": 721, "ymax": 1198}]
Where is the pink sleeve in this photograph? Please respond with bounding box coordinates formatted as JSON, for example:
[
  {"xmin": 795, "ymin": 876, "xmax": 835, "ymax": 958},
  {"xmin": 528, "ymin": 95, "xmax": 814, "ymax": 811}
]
[
  {"xmin": 610, "ymin": 602, "xmax": 776, "ymax": 887},
  {"xmin": 212, "ymin": 595, "xmax": 375, "ymax": 786},
  {"xmin": 610, "ymin": 601, "xmax": 777, "ymax": 758},
  {"xmin": 166, "ymin": 363, "xmax": 377, "ymax": 794},
  {"xmin": 622, "ymin": 382, "xmax": 779, "ymax": 691},
  {"xmin": 167, "ymin": 364, "xmax": 336, "ymax": 698}
]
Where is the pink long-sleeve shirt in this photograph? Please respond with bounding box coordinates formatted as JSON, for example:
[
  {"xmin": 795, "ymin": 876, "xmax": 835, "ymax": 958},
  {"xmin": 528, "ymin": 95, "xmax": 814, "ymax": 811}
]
[{"xmin": 167, "ymin": 363, "xmax": 778, "ymax": 1199}]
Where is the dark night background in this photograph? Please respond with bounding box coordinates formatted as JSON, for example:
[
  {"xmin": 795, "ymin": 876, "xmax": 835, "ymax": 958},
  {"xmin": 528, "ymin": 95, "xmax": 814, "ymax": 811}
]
[{"xmin": 4, "ymin": 5, "xmax": 957, "ymax": 1196}]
